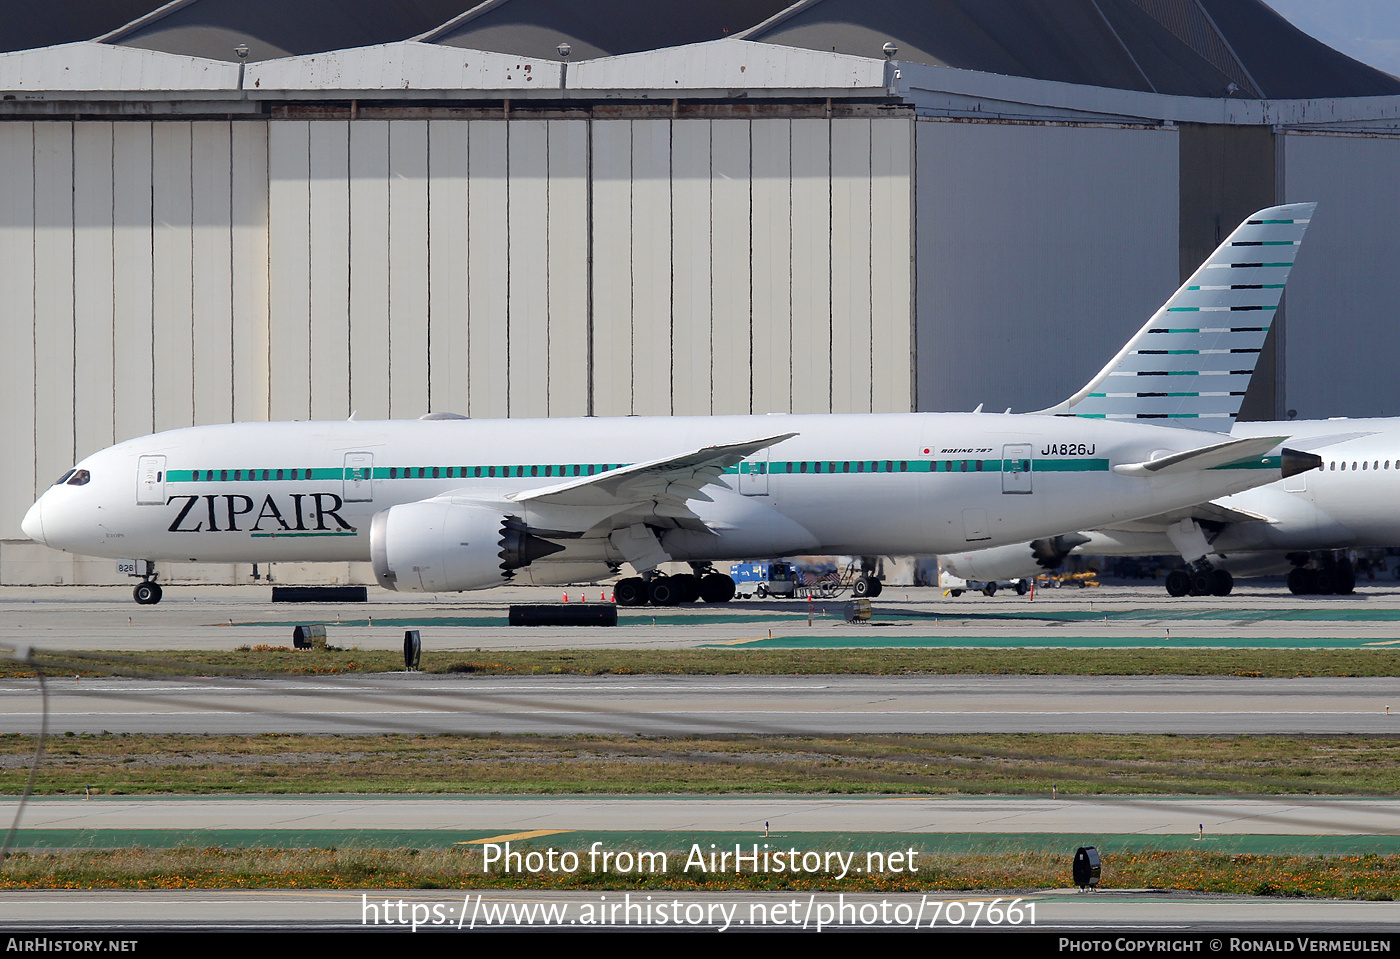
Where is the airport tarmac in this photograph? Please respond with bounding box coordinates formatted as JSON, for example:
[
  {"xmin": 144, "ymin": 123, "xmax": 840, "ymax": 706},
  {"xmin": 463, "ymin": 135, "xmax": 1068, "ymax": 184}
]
[
  {"xmin": 2, "ymin": 672, "xmax": 1399, "ymax": 734},
  {"xmin": 1, "ymin": 581, "xmax": 1397, "ymax": 933},
  {"xmin": 5, "ymin": 581, "xmax": 1400, "ymax": 652},
  {"xmin": 9, "ymin": 795, "xmax": 1400, "ymax": 837}
]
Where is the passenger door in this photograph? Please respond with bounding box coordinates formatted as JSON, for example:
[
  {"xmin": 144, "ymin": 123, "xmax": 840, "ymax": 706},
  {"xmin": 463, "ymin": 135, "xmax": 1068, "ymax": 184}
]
[
  {"xmin": 1002, "ymin": 444, "xmax": 1033, "ymax": 494},
  {"xmin": 343, "ymin": 452, "xmax": 374, "ymax": 502},
  {"xmin": 137, "ymin": 455, "xmax": 166, "ymax": 505}
]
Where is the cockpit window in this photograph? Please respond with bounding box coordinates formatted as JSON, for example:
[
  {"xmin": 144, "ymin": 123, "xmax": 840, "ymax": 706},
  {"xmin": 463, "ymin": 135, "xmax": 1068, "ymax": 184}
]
[
  {"xmin": 65, "ymin": 470, "xmax": 91, "ymax": 487},
  {"xmin": 53, "ymin": 470, "xmax": 75, "ymax": 486}
]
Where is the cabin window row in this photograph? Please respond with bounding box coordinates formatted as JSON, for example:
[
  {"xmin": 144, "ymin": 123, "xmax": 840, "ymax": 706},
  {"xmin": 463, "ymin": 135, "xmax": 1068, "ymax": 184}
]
[{"xmin": 1328, "ymin": 460, "xmax": 1391, "ymax": 471}]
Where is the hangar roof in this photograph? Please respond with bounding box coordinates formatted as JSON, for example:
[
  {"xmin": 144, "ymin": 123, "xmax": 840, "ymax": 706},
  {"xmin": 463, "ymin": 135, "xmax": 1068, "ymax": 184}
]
[
  {"xmin": 565, "ymin": 38, "xmax": 886, "ymax": 93},
  {"xmin": 3, "ymin": 0, "xmax": 1399, "ymax": 131},
  {"xmin": 423, "ymin": 0, "xmax": 794, "ymax": 60},
  {"xmin": 245, "ymin": 41, "xmax": 561, "ymax": 95},
  {"xmin": 73, "ymin": 0, "xmax": 1400, "ymax": 99},
  {"xmin": 740, "ymin": 0, "xmax": 1400, "ymax": 98},
  {"xmin": 0, "ymin": 1, "xmax": 162, "ymax": 54},
  {"xmin": 0, "ymin": 41, "xmax": 238, "ymax": 93},
  {"xmin": 103, "ymin": 0, "xmax": 477, "ymax": 63}
]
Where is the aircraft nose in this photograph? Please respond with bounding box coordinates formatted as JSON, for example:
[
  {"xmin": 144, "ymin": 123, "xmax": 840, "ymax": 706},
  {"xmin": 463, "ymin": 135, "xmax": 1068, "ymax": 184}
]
[{"xmin": 21, "ymin": 499, "xmax": 44, "ymax": 544}]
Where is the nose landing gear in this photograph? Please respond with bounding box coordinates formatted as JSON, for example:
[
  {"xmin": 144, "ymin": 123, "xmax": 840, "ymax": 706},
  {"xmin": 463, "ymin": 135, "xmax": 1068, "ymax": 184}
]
[
  {"xmin": 129, "ymin": 561, "xmax": 163, "ymax": 605},
  {"xmin": 133, "ymin": 580, "xmax": 163, "ymax": 605}
]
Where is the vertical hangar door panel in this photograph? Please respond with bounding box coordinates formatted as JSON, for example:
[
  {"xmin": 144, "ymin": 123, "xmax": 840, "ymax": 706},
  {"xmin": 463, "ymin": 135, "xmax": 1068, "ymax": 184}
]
[
  {"xmin": 547, "ymin": 120, "xmax": 590, "ymax": 417},
  {"xmin": 1002, "ymin": 444, "xmax": 1032, "ymax": 494},
  {"xmin": 343, "ymin": 452, "xmax": 373, "ymax": 502},
  {"xmin": 388, "ymin": 120, "xmax": 429, "ymax": 419},
  {"xmin": 137, "ymin": 456, "xmax": 166, "ymax": 505}
]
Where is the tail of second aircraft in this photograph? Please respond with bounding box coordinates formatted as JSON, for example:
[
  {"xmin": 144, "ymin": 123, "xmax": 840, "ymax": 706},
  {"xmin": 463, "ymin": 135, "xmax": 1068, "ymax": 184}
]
[{"xmin": 1034, "ymin": 202, "xmax": 1315, "ymax": 428}]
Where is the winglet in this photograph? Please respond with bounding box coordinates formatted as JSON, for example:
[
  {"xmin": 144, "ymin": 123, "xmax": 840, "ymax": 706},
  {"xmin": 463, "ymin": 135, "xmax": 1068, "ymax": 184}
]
[{"xmin": 1035, "ymin": 202, "xmax": 1315, "ymax": 428}]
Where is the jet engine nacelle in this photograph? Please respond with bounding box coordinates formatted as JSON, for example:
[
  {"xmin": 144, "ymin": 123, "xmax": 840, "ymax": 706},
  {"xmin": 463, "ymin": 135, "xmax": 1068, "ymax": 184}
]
[
  {"xmin": 370, "ymin": 501, "xmax": 563, "ymax": 593},
  {"xmin": 941, "ymin": 533, "xmax": 1091, "ymax": 582}
]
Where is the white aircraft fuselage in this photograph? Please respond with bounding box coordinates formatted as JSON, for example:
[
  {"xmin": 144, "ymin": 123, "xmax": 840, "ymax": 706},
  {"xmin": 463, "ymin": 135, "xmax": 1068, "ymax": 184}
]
[
  {"xmin": 25, "ymin": 412, "xmax": 1297, "ymax": 587},
  {"xmin": 1108, "ymin": 418, "xmax": 1400, "ymax": 555},
  {"xmin": 940, "ymin": 418, "xmax": 1400, "ymax": 585}
]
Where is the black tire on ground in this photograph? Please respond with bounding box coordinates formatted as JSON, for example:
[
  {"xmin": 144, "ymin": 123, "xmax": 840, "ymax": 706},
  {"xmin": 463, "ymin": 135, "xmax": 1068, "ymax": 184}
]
[
  {"xmin": 1014, "ymin": 580, "xmax": 1029, "ymax": 595},
  {"xmin": 868, "ymin": 578, "xmax": 882, "ymax": 598},
  {"xmin": 133, "ymin": 581, "xmax": 162, "ymax": 605},
  {"xmin": 699, "ymin": 573, "xmax": 736, "ymax": 603},
  {"xmin": 852, "ymin": 576, "xmax": 873, "ymax": 598},
  {"xmin": 1189, "ymin": 569, "xmax": 1213, "ymax": 596},
  {"xmin": 756, "ymin": 584, "xmax": 769, "ymax": 599},
  {"xmin": 983, "ymin": 582, "xmax": 998, "ymax": 597},
  {"xmin": 1314, "ymin": 567, "xmax": 1336, "ymax": 595},
  {"xmin": 671, "ymin": 573, "xmax": 701, "ymax": 603},
  {"xmin": 1336, "ymin": 560, "xmax": 1357, "ymax": 595},
  {"xmin": 614, "ymin": 577, "xmax": 648, "ymax": 606},
  {"xmin": 950, "ymin": 589, "xmax": 963, "ymax": 597},
  {"xmin": 1165, "ymin": 569, "xmax": 1191, "ymax": 597},
  {"xmin": 648, "ymin": 576, "xmax": 680, "ymax": 606},
  {"xmin": 1287, "ymin": 567, "xmax": 1313, "ymax": 595},
  {"xmin": 1211, "ymin": 568, "xmax": 1233, "ymax": 597}
]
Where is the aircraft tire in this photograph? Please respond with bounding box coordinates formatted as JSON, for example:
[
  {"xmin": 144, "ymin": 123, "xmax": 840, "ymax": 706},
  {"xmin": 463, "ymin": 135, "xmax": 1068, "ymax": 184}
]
[
  {"xmin": 1165, "ymin": 569, "xmax": 1191, "ymax": 597},
  {"xmin": 1015, "ymin": 580, "xmax": 1029, "ymax": 595},
  {"xmin": 983, "ymin": 582, "xmax": 998, "ymax": 597},
  {"xmin": 614, "ymin": 577, "xmax": 648, "ymax": 606},
  {"xmin": 1211, "ymin": 569, "xmax": 1233, "ymax": 597},
  {"xmin": 648, "ymin": 576, "xmax": 680, "ymax": 606},
  {"xmin": 853, "ymin": 576, "xmax": 873, "ymax": 598},
  {"xmin": 699, "ymin": 574, "xmax": 736, "ymax": 603},
  {"xmin": 1336, "ymin": 560, "xmax": 1356, "ymax": 595},
  {"xmin": 868, "ymin": 578, "xmax": 882, "ymax": 598},
  {"xmin": 133, "ymin": 582, "xmax": 162, "ymax": 605},
  {"xmin": 1189, "ymin": 569, "xmax": 1213, "ymax": 596},
  {"xmin": 1287, "ymin": 567, "xmax": 1313, "ymax": 595},
  {"xmin": 672, "ymin": 573, "xmax": 701, "ymax": 603},
  {"xmin": 1314, "ymin": 567, "xmax": 1336, "ymax": 595}
]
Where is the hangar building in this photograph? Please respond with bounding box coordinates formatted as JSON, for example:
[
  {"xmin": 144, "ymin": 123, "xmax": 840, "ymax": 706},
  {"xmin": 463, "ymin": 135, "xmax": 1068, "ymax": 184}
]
[{"xmin": 4, "ymin": 0, "xmax": 1400, "ymax": 584}]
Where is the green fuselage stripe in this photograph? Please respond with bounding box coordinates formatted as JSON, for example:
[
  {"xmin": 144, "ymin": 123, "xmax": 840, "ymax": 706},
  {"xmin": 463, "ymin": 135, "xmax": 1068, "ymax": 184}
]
[{"xmin": 163, "ymin": 456, "xmax": 1235, "ymax": 482}]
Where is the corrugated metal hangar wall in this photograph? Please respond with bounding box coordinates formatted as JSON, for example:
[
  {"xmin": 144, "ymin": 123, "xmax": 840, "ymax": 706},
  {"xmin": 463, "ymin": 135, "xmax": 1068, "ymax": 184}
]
[{"xmin": 0, "ymin": 112, "xmax": 914, "ymax": 554}]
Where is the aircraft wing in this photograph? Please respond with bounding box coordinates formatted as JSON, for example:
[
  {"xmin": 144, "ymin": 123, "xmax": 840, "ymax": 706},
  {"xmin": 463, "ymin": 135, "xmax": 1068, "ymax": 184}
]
[
  {"xmin": 507, "ymin": 432, "xmax": 797, "ymax": 528},
  {"xmin": 1099, "ymin": 501, "xmax": 1272, "ymax": 534}
]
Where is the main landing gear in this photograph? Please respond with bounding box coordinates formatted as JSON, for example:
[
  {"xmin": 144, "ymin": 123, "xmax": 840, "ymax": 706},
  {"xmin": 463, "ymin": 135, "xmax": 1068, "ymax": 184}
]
[
  {"xmin": 1164, "ymin": 563, "xmax": 1233, "ymax": 597},
  {"xmin": 130, "ymin": 561, "xmax": 163, "ymax": 605},
  {"xmin": 615, "ymin": 565, "xmax": 737, "ymax": 607},
  {"xmin": 852, "ymin": 574, "xmax": 883, "ymax": 599},
  {"xmin": 1286, "ymin": 552, "xmax": 1356, "ymax": 596}
]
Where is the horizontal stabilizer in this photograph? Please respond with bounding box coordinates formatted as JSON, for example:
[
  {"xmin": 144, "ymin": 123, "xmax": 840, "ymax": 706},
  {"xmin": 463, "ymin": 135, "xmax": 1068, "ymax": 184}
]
[{"xmin": 1113, "ymin": 435, "xmax": 1287, "ymax": 476}]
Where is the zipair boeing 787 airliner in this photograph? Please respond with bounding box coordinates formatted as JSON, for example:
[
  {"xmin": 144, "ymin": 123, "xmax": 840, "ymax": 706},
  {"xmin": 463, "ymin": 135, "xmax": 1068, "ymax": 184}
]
[{"xmin": 23, "ymin": 204, "xmax": 1318, "ymax": 605}]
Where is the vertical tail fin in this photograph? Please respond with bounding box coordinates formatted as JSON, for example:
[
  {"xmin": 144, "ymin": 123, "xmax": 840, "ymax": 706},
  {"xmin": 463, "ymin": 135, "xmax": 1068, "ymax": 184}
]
[{"xmin": 1033, "ymin": 202, "xmax": 1315, "ymax": 427}]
